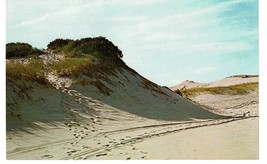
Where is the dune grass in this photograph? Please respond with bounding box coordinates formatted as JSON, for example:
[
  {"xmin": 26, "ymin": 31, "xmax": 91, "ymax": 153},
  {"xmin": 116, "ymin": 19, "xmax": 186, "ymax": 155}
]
[
  {"xmin": 6, "ymin": 59, "xmax": 46, "ymax": 84},
  {"xmin": 182, "ymin": 82, "xmax": 258, "ymax": 97},
  {"xmin": 49, "ymin": 56, "xmax": 96, "ymax": 77}
]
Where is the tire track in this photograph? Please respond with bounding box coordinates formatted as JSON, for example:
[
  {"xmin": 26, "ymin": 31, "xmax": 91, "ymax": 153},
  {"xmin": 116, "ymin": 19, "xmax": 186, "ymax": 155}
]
[
  {"xmin": 63, "ymin": 116, "xmax": 255, "ymax": 160},
  {"xmin": 6, "ymin": 118, "xmax": 224, "ymax": 157}
]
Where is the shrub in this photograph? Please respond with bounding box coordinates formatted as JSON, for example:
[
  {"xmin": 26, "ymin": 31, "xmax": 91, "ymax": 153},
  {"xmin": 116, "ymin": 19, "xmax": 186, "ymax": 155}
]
[
  {"xmin": 47, "ymin": 36, "xmax": 123, "ymax": 60},
  {"xmin": 47, "ymin": 38, "xmax": 73, "ymax": 50},
  {"xmin": 174, "ymin": 89, "xmax": 182, "ymax": 96},
  {"xmin": 6, "ymin": 42, "xmax": 44, "ymax": 59},
  {"xmin": 73, "ymin": 37, "xmax": 123, "ymax": 59}
]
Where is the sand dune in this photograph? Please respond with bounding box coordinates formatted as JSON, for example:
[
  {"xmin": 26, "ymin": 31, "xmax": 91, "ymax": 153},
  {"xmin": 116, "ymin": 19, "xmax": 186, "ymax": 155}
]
[
  {"xmin": 170, "ymin": 80, "xmax": 207, "ymax": 91},
  {"xmin": 6, "ymin": 66, "xmax": 227, "ymax": 159},
  {"xmin": 207, "ymin": 75, "xmax": 259, "ymax": 88},
  {"xmin": 6, "ymin": 52, "xmax": 258, "ymax": 160},
  {"xmin": 170, "ymin": 75, "xmax": 258, "ymax": 91}
]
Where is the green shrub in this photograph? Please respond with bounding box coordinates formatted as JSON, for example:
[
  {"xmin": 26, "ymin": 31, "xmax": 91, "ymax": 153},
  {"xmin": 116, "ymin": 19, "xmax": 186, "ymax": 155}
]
[
  {"xmin": 6, "ymin": 42, "xmax": 44, "ymax": 59},
  {"xmin": 47, "ymin": 36, "xmax": 123, "ymax": 59},
  {"xmin": 47, "ymin": 38, "xmax": 73, "ymax": 50}
]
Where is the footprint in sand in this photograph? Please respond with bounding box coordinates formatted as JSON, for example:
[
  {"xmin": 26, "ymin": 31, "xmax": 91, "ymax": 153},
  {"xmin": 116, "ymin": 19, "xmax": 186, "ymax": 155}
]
[
  {"xmin": 82, "ymin": 146, "xmax": 90, "ymax": 149},
  {"xmin": 41, "ymin": 154, "xmax": 54, "ymax": 158},
  {"xmin": 66, "ymin": 150, "xmax": 78, "ymax": 156},
  {"xmin": 105, "ymin": 148, "xmax": 111, "ymax": 151},
  {"xmin": 140, "ymin": 151, "xmax": 148, "ymax": 154},
  {"xmin": 96, "ymin": 153, "xmax": 107, "ymax": 157}
]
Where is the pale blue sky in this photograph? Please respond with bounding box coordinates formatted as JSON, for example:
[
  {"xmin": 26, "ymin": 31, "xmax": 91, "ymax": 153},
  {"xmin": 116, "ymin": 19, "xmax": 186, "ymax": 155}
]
[{"xmin": 6, "ymin": 0, "xmax": 258, "ymax": 86}]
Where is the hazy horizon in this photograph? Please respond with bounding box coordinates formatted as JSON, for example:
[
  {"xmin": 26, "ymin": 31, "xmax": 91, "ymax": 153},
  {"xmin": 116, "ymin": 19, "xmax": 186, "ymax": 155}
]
[{"xmin": 7, "ymin": 0, "xmax": 258, "ymax": 86}]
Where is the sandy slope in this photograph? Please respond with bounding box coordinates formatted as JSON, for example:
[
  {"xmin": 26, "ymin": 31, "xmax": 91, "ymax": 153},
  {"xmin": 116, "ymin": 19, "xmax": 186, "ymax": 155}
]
[
  {"xmin": 6, "ymin": 67, "xmax": 226, "ymax": 160},
  {"xmin": 6, "ymin": 75, "xmax": 258, "ymax": 160},
  {"xmin": 192, "ymin": 92, "xmax": 258, "ymax": 117}
]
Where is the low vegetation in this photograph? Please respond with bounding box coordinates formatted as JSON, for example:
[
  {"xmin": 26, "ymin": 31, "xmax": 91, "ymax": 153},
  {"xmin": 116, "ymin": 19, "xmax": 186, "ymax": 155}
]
[
  {"xmin": 174, "ymin": 89, "xmax": 182, "ymax": 96},
  {"xmin": 181, "ymin": 82, "xmax": 258, "ymax": 97},
  {"xmin": 6, "ymin": 42, "xmax": 44, "ymax": 59},
  {"xmin": 49, "ymin": 56, "xmax": 96, "ymax": 77},
  {"xmin": 6, "ymin": 37, "xmax": 130, "ymax": 96},
  {"xmin": 228, "ymin": 75, "xmax": 259, "ymax": 78},
  {"xmin": 6, "ymin": 59, "xmax": 46, "ymax": 84},
  {"xmin": 6, "ymin": 36, "xmax": 126, "ymax": 79}
]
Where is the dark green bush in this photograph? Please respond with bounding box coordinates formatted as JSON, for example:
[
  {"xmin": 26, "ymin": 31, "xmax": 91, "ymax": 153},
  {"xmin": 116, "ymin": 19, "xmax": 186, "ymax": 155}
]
[
  {"xmin": 6, "ymin": 42, "xmax": 43, "ymax": 59},
  {"xmin": 47, "ymin": 38, "xmax": 73, "ymax": 50},
  {"xmin": 47, "ymin": 37, "xmax": 123, "ymax": 60},
  {"xmin": 74, "ymin": 37, "xmax": 123, "ymax": 59}
]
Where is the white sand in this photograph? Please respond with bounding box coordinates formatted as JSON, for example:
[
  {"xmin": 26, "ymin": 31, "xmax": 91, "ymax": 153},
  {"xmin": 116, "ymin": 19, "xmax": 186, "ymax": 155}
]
[
  {"xmin": 7, "ymin": 117, "xmax": 258, "ymax": 160},
  {"xmin": 131, "ymin": 117, "xmax": 258, "ymax": 160}
]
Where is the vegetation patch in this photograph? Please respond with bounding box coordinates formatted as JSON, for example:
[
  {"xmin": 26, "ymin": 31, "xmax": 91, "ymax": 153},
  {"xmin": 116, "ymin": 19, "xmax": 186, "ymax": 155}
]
[
  {"xmin": 6, "ymin": 59, "xmax": 47, "ymax": 84},
  {"xmin": 47, "ymin": 36, "xmax": 123, "ymax": 60},
  {"xmin": 49, "ymin": 56, "xmax": 96, "ymax": 77},
  {"xmin": 174, "ymin": 89, "xmax": 182, "ymax": 96},
  {"xmin": 6, "ymin": 42, "xmax": 44, "ymax": 59},
  {"xmin": 228, "ymin": 75, "xmax": 259, "ymax": 78},
  {"xmin": 6, "ymin": 37, "xmax": 128, "ymax": 93},
  {"xmin": 181, "ymin": 82, "xmax": 258, "ymax": 97}
]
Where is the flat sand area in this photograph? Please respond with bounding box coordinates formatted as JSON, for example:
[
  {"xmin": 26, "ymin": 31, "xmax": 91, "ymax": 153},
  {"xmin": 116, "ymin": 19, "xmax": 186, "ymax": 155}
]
[{"xmin": 132, "ymin": 117, "xmax": 259, "ymax": 160}]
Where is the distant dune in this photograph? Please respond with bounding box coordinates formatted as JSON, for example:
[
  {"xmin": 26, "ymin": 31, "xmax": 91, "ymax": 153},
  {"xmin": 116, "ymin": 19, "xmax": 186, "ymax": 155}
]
[{"xmin": 170, "ymin": 75, "xmax": 259, "ymax": 91}]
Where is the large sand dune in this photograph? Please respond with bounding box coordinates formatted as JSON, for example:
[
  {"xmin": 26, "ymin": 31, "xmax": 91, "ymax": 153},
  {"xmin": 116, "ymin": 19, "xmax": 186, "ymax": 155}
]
[{"xmin": 6, "ymin": 53, "xmax": 258, "ymax": 160}]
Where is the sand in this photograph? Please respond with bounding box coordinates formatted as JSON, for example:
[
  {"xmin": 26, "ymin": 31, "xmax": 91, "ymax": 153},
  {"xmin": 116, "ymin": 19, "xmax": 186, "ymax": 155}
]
[
  {"xmin": 7, "ymin": 117, "xmax": 258, "ymax": 160},
  {"xmin": 170, "ymin": 76, "xmax": 258, "ymax": 91},
  {"xmin": 6, "ymin": 55, "xmax": 259, "ymax": 160},
  {"xmin": 132, "ymin": 117, "xmax": 258, "ymax": 160}
]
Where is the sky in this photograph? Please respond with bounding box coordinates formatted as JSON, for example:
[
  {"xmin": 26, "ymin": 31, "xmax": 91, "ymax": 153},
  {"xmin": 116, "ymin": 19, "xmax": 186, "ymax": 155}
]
[{"xmin": 6, "ymin": 0, "xmax": 258, "ymax": 86}]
